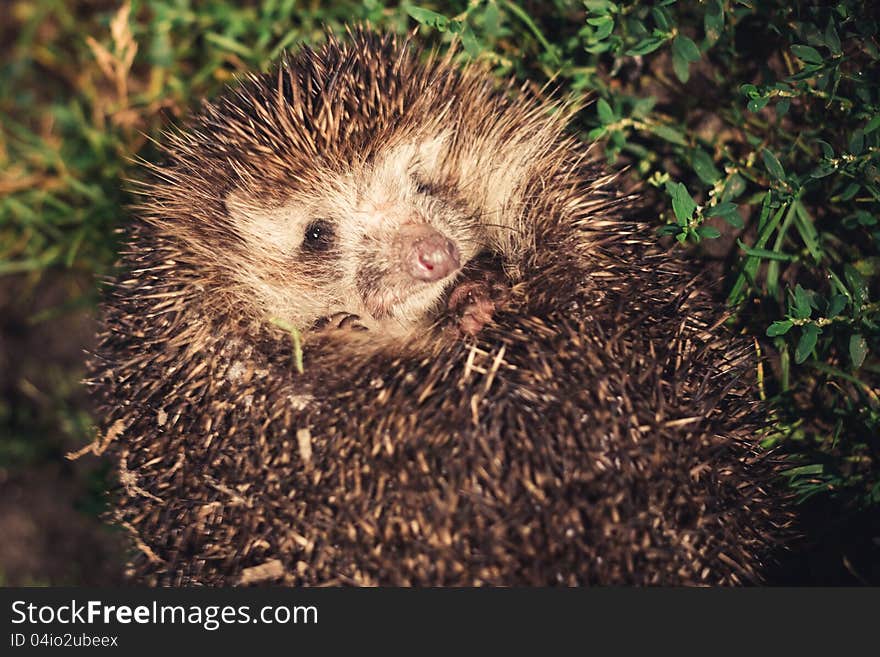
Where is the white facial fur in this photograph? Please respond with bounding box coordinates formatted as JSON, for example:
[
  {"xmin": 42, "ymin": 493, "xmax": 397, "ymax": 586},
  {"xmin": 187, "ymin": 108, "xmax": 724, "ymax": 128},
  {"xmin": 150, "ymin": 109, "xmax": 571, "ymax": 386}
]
[{"xmin": 224, "ymin": 135, "xmax": 488, "ymax": 338}]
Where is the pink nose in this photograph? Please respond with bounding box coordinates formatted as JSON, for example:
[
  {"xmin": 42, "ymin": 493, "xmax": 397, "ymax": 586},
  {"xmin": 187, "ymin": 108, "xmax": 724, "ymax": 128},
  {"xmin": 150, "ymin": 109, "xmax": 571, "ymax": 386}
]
[{"xmin": 399, "ymin": 225, "xmax": 461, "ymax": 282}]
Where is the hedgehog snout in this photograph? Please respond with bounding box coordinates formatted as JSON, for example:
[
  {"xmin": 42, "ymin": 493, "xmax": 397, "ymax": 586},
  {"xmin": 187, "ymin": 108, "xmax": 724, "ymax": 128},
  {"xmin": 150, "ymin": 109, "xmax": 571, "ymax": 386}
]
[{"xmin": 397, "ymin": 224, "xmax": 461, "ymax": 282}]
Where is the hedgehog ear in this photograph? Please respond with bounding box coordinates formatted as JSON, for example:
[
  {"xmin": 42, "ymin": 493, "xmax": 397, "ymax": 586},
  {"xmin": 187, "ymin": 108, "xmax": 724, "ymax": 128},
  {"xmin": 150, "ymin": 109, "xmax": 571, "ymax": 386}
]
[
  {"xmin": 367, "ymin": 134, "xmax": 449, "ymax": 193},
  {"xmin": 414, "ymin": 132, "xmax": 449, "ymax": 169},
  {"xmin": 225, "ymin": 189, "xmax": 311, "ymax": 255}
]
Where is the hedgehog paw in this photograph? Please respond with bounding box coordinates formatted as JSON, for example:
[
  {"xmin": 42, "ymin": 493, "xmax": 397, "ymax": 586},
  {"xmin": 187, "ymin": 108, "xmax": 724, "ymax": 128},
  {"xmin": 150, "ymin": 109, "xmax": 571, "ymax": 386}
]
[
  {"xmin": 447, "ymin": 281, "xmax": 505, "ymax": 336},
  {"xmin": 313, "ymin": 312, "xmax": 368, "ymax": 332}
]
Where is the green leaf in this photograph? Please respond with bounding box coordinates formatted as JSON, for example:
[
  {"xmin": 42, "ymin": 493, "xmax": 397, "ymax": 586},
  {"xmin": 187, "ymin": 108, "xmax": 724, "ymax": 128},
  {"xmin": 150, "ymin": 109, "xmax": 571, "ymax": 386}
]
[
  {"xmin": 748, "ymin": 96, "xmax": 770, "ymax": 112},
  {"xmin": 672, "ymin": 35, "xmax": 701, "ymax": 62},
  {"xmin": 692, "ymin": 149, "xmax": 721, "ymax": 184},
  {"xmin": 844, "ymin": 265, "xmax": 868, "ymax": 306},
  {"xmin": 671, "ymin": 35, "xmax": 700, "ymax": 83},
  {"xmin": 459, "ymin": 25, "xmax": 481, "ymax": 57},
  {"xmin": 736, "ymin": 239, "xmax": 796, "ymax": 261},
  {"xmin": 666, "ymin": 181, "xmax": 697, "ymax": 223},
  {"xmin": 626, "ymin": 37, "xmax": 666, "ymax": 56},
  {"xmin": 596, "ymin": 98, "xmax": 615, "ymax": 124},
  {"xmin": 795, "ymin": 324, "xmax": 820, "ymax": 364},
  {"xmin": 650, "ymin": 7, "xmax": 670, "ymax": 31},
  {"xmin": 584, "ymin": 0, "xmax": 618, "ymax": 12},
  {"xmin": 791, "ymin": 44, "xmax": 823, "ymax": 65},
  {"xmin": 269, "ymin": 318, "xmax": 304, "ymax": 374},
  {"xmin": 704, "ymin": 0, "xmax": 724, "ymax": 45},
  {"xmin": 658, "ymin": 224, "xmax": 683, "ymax": 236},
  {"xmin": 481, "ymin": 1, "xmax": 501, "ymax": 36},
  {"xmin": 762, "ymin": 149, "xmax": 786, "ymax": 180},
  {"xmin": 707, "ymin": 202, "xmax": 737, "ymax": 217},
  {"xmin": 864, "ymin": 115, "xmax": 880, "ymax": 134},
  {"xmin": 205, "ymin": 33, "xmax": 254, "ymax": 58},
  {"xmin": 697, "ymin": 225, "xmax": 721, "ymax": 239},
  {"xmin": 406, "ymin": 6, "xmax": 449, "ymax": 30},
  {"xmin": 708, "ymin": 202, "xmax": 744, "ymax": 228},
  {"xmin": 721, "ymin": 174, "xmax": 746, "ymax": 202},
  {"xmin": 783, "ymin": 464, "xmax": 824, "ymax": 477},
  {"xmin": 849, "ymin": 130, "xmax": 864, "ymax": 155},
  {"xmin": 815, "ymin": 139, "xmax": 834, "ymax": 158},
  {"xmin": 647, "ymin": 123, "xmax": 687, "ymax": 146},
  {"xmin": 849, "ymin": 334, "xmax": 868, "ymax": 368},
  {"xmin": 827, "ymin": 294, "xmax": 848, "ymax": 316},
  {"xmin": 583, "ymin": 40, "xmax": 612, "ymax": 54},
  {"xmin": 824, "ymin": 22, "xmax": 842, "ymax": 55},
  {"xmin": 767, "ymin": 320, "xmax": 794, "ymax": 337},
  {"xmin": 630, "ymin": 96, "xmax": 657, "ymax": 118},
  {"xmin": 793, "ymin": 284, "xmax": 812, "ymax": 319},
  {"xmin": 591, "ymin": 15, "xmax": 615, "ymax": 40},
  {"xmin": 672, "ymin": 51, "xmax": 690, "ymax": 83},
  {"xmin": 793, "ymin": 202, "xmax": 822, "ymax": 263},
  {"xmin": 854, "ymin": 211, "xmax": 876, "ymax": 227},
  {"xmin": 721, "ymin": 211, "xmax": 744, "ymax": 229},
  {"xmin": 838, "ymin": 183, "xmax": 860, "ymax": 201}
]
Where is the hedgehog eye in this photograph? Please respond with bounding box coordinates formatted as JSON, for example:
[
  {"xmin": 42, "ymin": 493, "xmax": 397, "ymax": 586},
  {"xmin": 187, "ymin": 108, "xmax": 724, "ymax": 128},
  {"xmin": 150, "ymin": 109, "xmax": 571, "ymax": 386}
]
[
  {"xmin": 302, "ymin": 219, "xmax": 335, "ymax": 251},
  {"xmin": 413, "ymin": 176, "xmax": 434, "ymax": 196}
]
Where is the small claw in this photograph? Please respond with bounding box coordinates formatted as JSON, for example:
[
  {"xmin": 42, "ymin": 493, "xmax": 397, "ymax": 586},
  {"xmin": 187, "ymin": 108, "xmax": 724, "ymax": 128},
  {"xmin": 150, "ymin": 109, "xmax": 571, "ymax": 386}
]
[
  {"xmin": 337, "ymin": 314, "xmax": 362, "ymax": 328},
  {"xmin": 313, "ymin": 312, "xmax": 368, "ymax": 332}
]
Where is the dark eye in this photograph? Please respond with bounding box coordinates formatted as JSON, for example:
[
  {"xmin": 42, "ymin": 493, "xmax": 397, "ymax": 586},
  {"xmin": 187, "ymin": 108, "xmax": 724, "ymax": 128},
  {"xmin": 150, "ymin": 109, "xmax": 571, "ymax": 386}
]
[
  {"xmin": 303, "ymin": 219, "xmax": 334, "ymax": 251},
  {"xmin": 414, "ymin": 177, "xmax": 434, "ymax": 195}
]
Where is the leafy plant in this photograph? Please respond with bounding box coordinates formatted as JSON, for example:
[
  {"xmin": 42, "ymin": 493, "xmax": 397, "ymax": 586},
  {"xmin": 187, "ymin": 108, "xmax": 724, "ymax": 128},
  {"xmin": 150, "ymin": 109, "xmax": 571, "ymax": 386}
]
[{"xmin": 1, "ymin": 1, "xmax": 878, "ymax": 582}]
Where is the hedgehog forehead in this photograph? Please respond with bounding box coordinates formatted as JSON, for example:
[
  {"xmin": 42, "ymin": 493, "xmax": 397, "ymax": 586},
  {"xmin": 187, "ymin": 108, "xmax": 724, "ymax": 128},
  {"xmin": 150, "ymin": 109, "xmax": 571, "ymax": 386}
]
[
  {"xmin": 224, "ymin": 134, "xmax": 454, "ymax": 254},
  {"xmin": 360, "ymin": 134, "xmax": 449, "ymax": 195},
  {"xmin": 230, "ymin": 134, "xmax": 450, "ymax": 211}
]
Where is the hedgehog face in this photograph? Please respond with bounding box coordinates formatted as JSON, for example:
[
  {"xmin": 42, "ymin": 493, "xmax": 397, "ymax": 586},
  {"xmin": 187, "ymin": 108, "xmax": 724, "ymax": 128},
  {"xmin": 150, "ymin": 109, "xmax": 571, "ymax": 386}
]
[
  {"xmin": 141, "ymin": 33, "xmax": 578, "ymax": 341},
  {"xmin": 225, "ymin": 138, "xmax": 485, "ymax": 338}
]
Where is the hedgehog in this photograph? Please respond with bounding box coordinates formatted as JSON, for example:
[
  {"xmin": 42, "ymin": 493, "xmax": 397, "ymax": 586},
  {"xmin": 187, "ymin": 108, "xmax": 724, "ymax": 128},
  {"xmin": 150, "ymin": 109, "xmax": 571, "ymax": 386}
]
[{"xmin": 87, "ymin": 28, "xmax": 792, "ymax": 585}]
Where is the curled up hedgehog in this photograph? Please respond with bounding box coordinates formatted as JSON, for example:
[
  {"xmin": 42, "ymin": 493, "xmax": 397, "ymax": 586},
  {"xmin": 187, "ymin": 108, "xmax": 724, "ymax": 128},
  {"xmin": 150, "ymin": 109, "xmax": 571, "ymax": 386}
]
[{"xmin": 87, "ymin": 28, "xmax": 792, "ymax": 585}]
